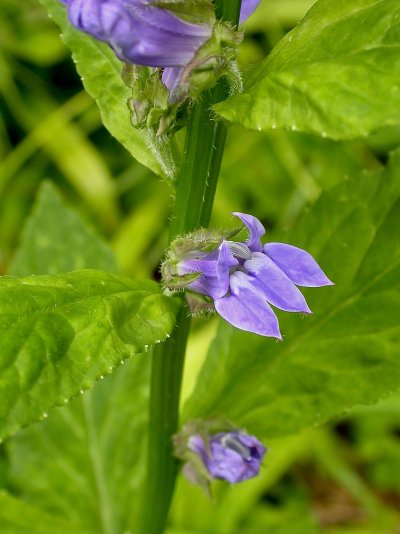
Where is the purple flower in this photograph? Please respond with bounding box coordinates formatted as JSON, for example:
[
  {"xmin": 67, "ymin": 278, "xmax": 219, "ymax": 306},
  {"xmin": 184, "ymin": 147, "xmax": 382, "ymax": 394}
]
[
  {"xmin": 188, "ymin": 431, "xmax": 267, "ymax": 483},
  {"xmin": 174, "ymin": 421, "xmax": 267, "ymax": 491},
  {"xmin": 61, "ymin": 0, "xmax": 211, "ymax": 67},
  {"xmin": 61, "ymin": 0, "xmax": 260, "ymax": 68},
  {"xmin": 176, "ymin": 213, "xmax": 333, "ymax": 338}
]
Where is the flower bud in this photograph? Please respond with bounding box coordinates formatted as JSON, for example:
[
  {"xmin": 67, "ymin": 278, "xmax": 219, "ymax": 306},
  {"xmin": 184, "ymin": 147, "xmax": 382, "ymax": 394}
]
[{"xmin": 174, "ymin": 420, "xmax": 267, "ymax": 493}]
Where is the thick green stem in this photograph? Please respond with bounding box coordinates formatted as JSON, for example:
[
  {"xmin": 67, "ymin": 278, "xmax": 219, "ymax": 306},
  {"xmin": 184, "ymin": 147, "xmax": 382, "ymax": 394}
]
[
  {"xmin": 141, "ymin": 2, "xmax": 242, "ymax": 533},
  {"xmin": 170, "ymin": 87, "xmax": 227, "ymax": 236},
  {"xmin": 141, "ymin": 302, "xmax": 190, "ymax": 534},
  {"xmin": 140, "ymin": 84, "xmax": 228, "ymax": 534}
]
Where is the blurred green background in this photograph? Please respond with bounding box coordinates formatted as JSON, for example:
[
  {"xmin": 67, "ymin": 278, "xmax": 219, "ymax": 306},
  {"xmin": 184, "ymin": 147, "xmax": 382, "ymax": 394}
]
[{"xmin": 1, "ymin": 0, "xmax": 399, "ymax": 532}]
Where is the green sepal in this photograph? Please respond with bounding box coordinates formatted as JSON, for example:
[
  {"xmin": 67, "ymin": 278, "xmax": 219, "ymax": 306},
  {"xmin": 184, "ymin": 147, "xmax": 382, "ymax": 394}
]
[
  {"xmin": 171, "ymin": 22, "xmax": 242, "ymax": 105},
  {"xmin": 185, "ymin": 292, "xmax": 215, "ymax": 317},
  {"xmin": 168, "ymin": 225, "xmax": 242, "ymax": 260},
  {"xmin": 161, "ymin": 270, "xmax": 202, "ymax": 290},
  {"xmin": 123, "ymin": 65, "xmax": 177, "ymax": 133}
]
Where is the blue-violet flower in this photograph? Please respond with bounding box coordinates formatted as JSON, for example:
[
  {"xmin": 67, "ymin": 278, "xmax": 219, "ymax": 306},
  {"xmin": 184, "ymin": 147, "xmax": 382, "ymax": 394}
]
[
  {"xmin": 61, "ymin": 1, "xmax": 260, "ymax": 130},
  {"xmin": 188, "ymin": 431, "xmax": 267, "ymax": 484},
  {"xmin": 166, "ymin": 212, "xmax": 333, "ymax": 338},
  {"xmin": 60, "ymin": 0, "xmax": 259, "ymax": 68},
  {"xmin": 174, "ymin": 420, "xmax": 267, "ymax": 491}
]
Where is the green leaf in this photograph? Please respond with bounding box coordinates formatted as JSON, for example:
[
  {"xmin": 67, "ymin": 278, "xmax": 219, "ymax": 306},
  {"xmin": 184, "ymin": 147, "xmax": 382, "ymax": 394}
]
[
  {"xmin": 0, "ymin": 491, "xmax": 95, "ymax": 534},
  {"xmin": 3, "ymin": 181, "xmax": 157, "ymax": 531},
  {"xmin": 0, "ymin": 269, "xmax": 179, "ymax": 439},
  {"xmin": 184, "ymin": 148, "xmax": 400, "ymax": 439},
  {"xmin": 6, "ymin": 356, "xmax": 150, "ymax": 533},
  {"xmin": 10, "ymin": 181, "xmax": 118, "ymax": 276},
  {"xmin": 215, "ymin": 0, "xmax": 400, "ymax": 140},
  {"xmin": 38, "ymin": 0, "xmax": 165, "ymax": 177}
]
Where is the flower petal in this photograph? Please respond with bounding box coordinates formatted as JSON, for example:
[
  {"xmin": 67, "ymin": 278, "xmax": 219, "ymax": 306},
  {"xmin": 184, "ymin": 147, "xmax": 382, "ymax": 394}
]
[
  {"xmin": 215, "ymin": 241, "xmax": 239, "ymax": 298},
  {"xmin": 239, "ymin": 0, "xmax": 261, "ymax": 24},
  {"xmin": 179, "ymin": 241, "xmax": 238, "ymax": 299},
  {"xmin": 188, "ymin": 434, "xmax": 207, "ymax": 456},
  {"xmin": 236, "ymin": 432, "xmax": 268, "ymax": 459},
  {"xmin": 162, "ymin": 66, "xmax": 184, "ymax": 102},
  {"xmin": 245, "ymin": 252, "xmax": 311, "ymax": 313},
  {"xmin": 206, "ymin": 442, "xmax": 254, "ymax": 483},
  {"xmin": 215, "ymin": 271, "xmax": 281, "ymax": 338},
  {"xmin": 263, "ymin": 243, "xmax": 334, "ymax": 287},
  {"xmin": 232, "ymin": 212, "xmax": 265, "ymax": 252}
]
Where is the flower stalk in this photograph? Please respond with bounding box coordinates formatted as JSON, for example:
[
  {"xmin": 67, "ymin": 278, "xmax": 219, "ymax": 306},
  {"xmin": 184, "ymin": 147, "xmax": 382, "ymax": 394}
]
[{"xmin": 140, "ymin": 1, "xmax": 243, "ymax": 533}]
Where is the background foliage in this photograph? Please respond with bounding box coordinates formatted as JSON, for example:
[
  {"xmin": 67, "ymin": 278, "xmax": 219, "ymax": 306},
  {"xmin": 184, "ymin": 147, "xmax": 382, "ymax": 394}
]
[{"xmin": 1, "ymin": 0, "xmax": 400, "ymax": 532}]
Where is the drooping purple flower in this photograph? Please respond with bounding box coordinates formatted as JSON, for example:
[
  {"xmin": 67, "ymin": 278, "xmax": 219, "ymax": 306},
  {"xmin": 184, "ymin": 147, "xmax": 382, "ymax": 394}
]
[
  {"xmin": 60, "ymin": 0, "xmax": 260, "ymax": 68},
  {"xmin": 188, "ymin": 431, "xmax": 267, "ymax": 484},
  {"xmin": 175, "ymin": 212, "xmax": 333, "ymax": 338},
  {"xmin": 61, "ymin": 0, "xmax": 212, "ymax": 67}
]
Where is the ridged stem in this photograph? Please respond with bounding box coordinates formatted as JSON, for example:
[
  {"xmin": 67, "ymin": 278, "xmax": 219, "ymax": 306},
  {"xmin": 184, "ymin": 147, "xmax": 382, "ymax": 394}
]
[{"xmin": 141, "ymin": 1, "xmax": 242, "ymax": 533}]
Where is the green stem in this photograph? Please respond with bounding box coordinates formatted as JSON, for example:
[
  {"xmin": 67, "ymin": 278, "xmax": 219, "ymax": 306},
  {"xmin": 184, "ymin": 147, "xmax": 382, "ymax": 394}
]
[
  {"xmin": 141, "ymin": 2, "xmax": 242, "ymax": 533},
  {"xmin": 170, "ymin": 86, "xmax": 226, "ymax": 236},
  {"xmin": 141, "ymin": 302, "xmax": 190, "ymax": 534}
]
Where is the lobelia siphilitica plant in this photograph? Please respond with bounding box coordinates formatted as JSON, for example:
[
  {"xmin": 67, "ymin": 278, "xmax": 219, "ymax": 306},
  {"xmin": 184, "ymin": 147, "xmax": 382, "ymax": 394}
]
[
  {"xmin": 5, "ymin": 0, "xmax": 400, "ymax": 530},
  {"xmin": 54, "ymin": 0, "xmax": 334, "ymax": 530}
]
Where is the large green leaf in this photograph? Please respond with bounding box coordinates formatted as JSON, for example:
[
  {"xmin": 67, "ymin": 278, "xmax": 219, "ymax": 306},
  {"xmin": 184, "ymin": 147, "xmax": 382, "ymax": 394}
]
[
  {"xmin": 0, "ymin": 269, "xmax": 178, "ymax": 439},
  {"xmin": 184, "ymin": 148, "xmax": 400, "ymax": 439},
  {"xmin": 6, "ymin": 356, "xmax": 150, "ymax": 533},
  {"xmin": 11, "ymin": 181, "xmax": 118, "ymax": 276},
  {"xmin": 0, "ymin": 491, "xmax": 95, "ymax": 534},
  {"xmin": 2, "ymin": 182, "xmax": 156, "ymax": 531},
  {"xmin": 38, "ymin": 0, "xmax": 164, "ymax": 177},
  {"xmin": 215, "ymin": 0, "xmax": 400, "ymax": 140}
]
